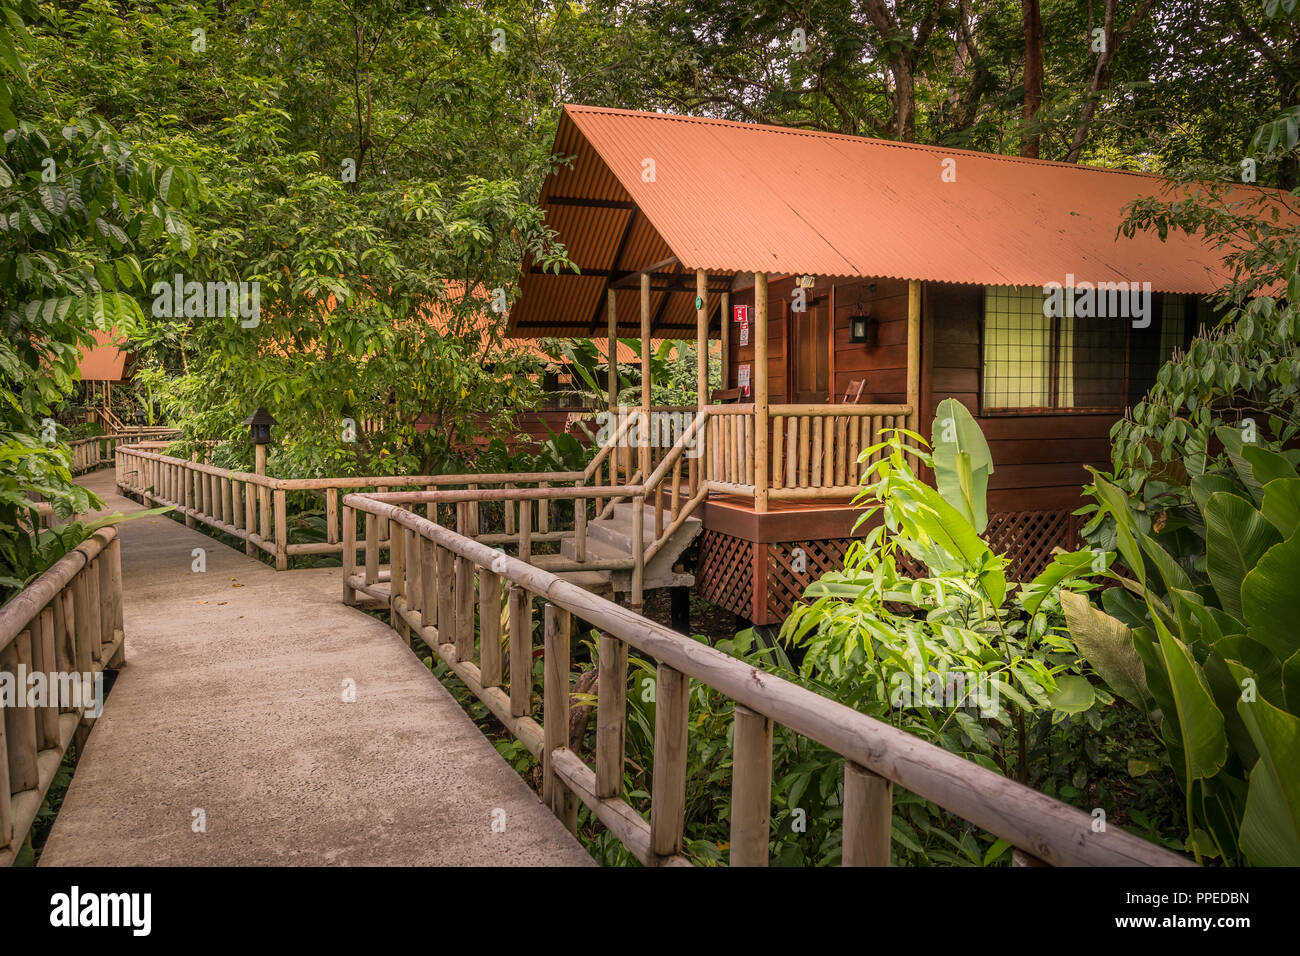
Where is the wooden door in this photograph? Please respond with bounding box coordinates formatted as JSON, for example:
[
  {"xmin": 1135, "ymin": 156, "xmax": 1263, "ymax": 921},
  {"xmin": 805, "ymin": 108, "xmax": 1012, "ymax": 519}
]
[{"xmin": 789, "ymin": 295, "xmax": 831, "ymax": 403}]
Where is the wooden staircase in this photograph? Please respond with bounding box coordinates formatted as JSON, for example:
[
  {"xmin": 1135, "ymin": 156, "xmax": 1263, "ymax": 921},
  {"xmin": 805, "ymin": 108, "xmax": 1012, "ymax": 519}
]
[{"xmin": 542, "ymin": 500, "xmax": 702, "ymax": 598}]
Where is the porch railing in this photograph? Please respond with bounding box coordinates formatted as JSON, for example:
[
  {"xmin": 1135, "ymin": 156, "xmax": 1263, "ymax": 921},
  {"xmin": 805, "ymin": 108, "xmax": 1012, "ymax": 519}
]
[
  {"xmin": 340, "ymin": 490, "xmax": 1191, "ymax": 869},
  {"xmin": 0, "ymin": 528, "xmax": 125, "ymax": 865}
]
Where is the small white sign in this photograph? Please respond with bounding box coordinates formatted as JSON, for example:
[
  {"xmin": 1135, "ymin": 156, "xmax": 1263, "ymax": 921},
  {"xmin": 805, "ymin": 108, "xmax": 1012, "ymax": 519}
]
[
  {"xmin": 739, "ymin": 320, "xmax": 749, "ymax": 347},
  {"xmin": 738, "ymin": 364, "xmax": 751, "ymax": 396}
]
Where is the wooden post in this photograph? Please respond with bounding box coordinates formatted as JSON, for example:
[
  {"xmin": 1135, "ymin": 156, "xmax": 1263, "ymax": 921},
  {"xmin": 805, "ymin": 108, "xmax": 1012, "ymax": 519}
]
[
  {"xmin": 696, "ymin": 268, "xmax": 708, "ymax": 408},
  {"xmin": 2, "ymin": 631, "xmax": 39, "ymax": 792},
  {"xmin": 390, "ymin": 518, "xmax": 408, "ymax": 644},
  {"xmin": 843, "ymin": 762, "xmax": 892, "ymax": 866},
  {"xmin": 596, "ymin": 632, "xmax": 628, "ymax": 798},
  {"xmin": 326, "ymin": 488, "xmax": 339, "ymax": 545},
  {"xmin": 906, "ymin": 278, "xmax": 921, "ymax": 463},
  {"xmin": 244, "ymin": 480, "xmax": 256, "ymax": 557},
  {"xmin": 543, "ymin": 603, "xmax": 577, "ymax": 832},
  {"xmin": 508, "ymin": 586, "xmax": 532, "ymax": 717},
  {"xmin": 650, "ymin": 663, "xmax": 688, "ymax": 859},
  {"xmin": 342, "ymin": 504, "xmax": 356, "ymax": 604},
  {"xmin": 720, "ymin": 290, "xmax": 730, "ymax": 391},
  {"xmin": 754, "ymin": 272, "xmax": 769, "ymax": 512},
  {"xmin": 185, "ymin": 456, "xmax": 197, "ymax": 528},
  {"xmin": 273, "ymin": 487, "xmax": 288, "ymax": 570},
  {"xmin": 630, "ymin": 493, "xmax": 644, "ymax": 611},
  {"xmin": 436, "ymin": 545, "xmax": 454, "ymax": 647},
  {"xmin": 454, "ymin": 508, "xmax": 474, "ymax": 663},
  {"xmin": 363, "ymin": 513, "xmax": 378, "ymax": 585},
  {"xmin": 607, "ymin": 287, "xmax": 618, "ymax": 412},
  {"xmin": 420, "ymin": 537, "xmax": 437, "ymax": 629},
  {"xmin": 730, "ymin": 704, "xmax": 773, "ymax": 866},
  {"xmin": 640, "ymin": 271, "xmax": 651, "ymax": 479},
  {"xmin": 479, "ymin": 569, "xmax": 502, "ymax": 687}
]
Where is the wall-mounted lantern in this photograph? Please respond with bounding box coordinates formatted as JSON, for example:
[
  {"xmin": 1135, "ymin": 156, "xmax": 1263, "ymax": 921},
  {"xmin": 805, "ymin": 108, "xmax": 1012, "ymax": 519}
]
[{"xmin": 848, "ymin": 312, "xmax": 876, "ymax": 346}]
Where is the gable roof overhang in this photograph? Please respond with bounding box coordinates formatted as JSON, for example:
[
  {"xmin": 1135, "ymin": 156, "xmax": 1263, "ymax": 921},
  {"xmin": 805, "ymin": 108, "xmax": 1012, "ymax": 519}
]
[{"xmin": 511, "ymin": 105, "xmax": 1287, "ymax": 339}]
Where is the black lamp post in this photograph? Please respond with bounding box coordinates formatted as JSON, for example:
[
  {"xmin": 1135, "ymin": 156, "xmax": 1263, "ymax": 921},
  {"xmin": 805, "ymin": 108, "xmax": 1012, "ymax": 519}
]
[
  {"xmin": 243, "ymin": 407, "xmax": 277, "ymax": 445},
  {"xmin": 242, "ymin": 407, "xmax": 277, "ymax": 475}
]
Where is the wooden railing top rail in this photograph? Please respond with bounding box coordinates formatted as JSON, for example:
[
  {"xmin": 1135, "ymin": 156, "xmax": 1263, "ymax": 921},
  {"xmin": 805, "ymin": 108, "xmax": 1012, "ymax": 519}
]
[
  {"xmin": 703, "ymin": 403, "xmax": 754, "ymax": 415},
  {"xmin": 0, "ymin": 528, "xmax": 116, "ymax": 654},
  {"xmin": 344, "ymin": 491, "xmax": 1191, "ymax": 868},
  {"xmin": 770, "ymin": 403, "xmax": 912, "ymax": 417},
  {"xmin": 117, "ymin": 444, "xmax": 586, "ymax": 492}
]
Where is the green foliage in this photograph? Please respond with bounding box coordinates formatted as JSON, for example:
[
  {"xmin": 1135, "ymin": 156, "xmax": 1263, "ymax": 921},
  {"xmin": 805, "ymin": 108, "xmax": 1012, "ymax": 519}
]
[
  {"xmin": 0, "ymin": 0, "xmax": 196, "ymax": 598},
  {"xmin": 1072, "ymin": 446, "xmax": 1300, "ymax": 865},
  {"xmin": 776, "ymin": 420, "xmax": 1140, "ymax": 860}
]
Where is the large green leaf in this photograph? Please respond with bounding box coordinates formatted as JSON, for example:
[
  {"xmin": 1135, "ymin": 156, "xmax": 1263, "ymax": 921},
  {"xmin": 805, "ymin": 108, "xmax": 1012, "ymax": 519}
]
[
  {"xmin": 1047, "ymin": 674, "xmax": 1096, "ymax": 714},
  {"xmin": 1241, "ymin": 530, "xmax": 1300, "ymax": 662},
  {"xmin": 1226, "ymin": 662, "xmax": 1300, "ymax": 866},
  {"xmin": 1260, "ymin": 477, "xmax": 1300, "ymax": 539},
  {"xmin": 930, "ymin": 398, "xmax": 993, "ymax": 534},
  {"xmin": 1156, "ymin": 620, "xmax": 1228, "ymax": 783},
  {"xmin": 1060, "ymin": 590, "xmax": 1149, "ymax": 708},
  {"xmin": 1204, "ymin": 492, "xmax": 1281, "ymax": 620},
  {"xmin": 1017, "ymin": 549, "xmax": 1099, "ymax": 618}
]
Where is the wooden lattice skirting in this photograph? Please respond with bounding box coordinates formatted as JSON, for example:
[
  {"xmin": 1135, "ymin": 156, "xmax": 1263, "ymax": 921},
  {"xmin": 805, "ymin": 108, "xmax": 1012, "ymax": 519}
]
[{"xmin": 695, "ymin": 509, "xmax": 1081, "ymax": 626}]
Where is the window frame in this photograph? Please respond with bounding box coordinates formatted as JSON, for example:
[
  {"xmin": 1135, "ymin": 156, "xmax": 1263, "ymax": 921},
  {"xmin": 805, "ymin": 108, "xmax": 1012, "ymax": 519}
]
[{"xmin": 978, "ymin": 285, "xmax": 1139, "ymax": 417}]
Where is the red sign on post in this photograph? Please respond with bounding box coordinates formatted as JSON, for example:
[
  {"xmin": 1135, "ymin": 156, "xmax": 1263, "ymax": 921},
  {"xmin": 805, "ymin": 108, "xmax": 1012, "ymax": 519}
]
[{"xmin": 732, "ymin": 304, "xmax": 749, "ymax": 324}]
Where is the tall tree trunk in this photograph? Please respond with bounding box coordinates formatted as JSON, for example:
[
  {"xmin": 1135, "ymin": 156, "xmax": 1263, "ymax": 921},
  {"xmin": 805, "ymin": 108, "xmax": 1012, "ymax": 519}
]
[
  {"xmin": 1065, "ymin": 0, "xmax": 1155, "ymax": 163},
  {"xmin": 1020, "ymin": 0, "xmax": 1044, "ymax": 158}
]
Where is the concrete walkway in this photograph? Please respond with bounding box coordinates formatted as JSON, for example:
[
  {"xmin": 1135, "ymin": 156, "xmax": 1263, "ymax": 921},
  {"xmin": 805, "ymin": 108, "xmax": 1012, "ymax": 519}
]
[{"xmin": 39, "ymin": 470, "xmax": 592, "ymax": 866}]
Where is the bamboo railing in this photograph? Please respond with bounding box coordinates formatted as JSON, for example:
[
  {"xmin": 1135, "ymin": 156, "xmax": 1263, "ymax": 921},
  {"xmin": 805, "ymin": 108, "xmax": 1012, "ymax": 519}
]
[
  {"xmin": 340, "ymin": 491, "xmax": 1192, "ymax": 869},
  {"xmin": 767, "ymin": 403, "xmax": 912, "ymax": 500},
  {"xmin": 0, "ymin": 528, "xmax": 125, "ymax": 866},
  {"xmin": 66, "ymin": 428, "xmax": 178, "ymax": 475}
]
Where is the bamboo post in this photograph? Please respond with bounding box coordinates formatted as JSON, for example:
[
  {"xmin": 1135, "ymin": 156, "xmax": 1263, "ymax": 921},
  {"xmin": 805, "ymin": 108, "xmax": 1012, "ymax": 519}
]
[
  {"xmin": 35, "ymin": 607, "xmax": 58, "ymax": 749},
  {"xmin": 650, "ymin": 663, "xmax": 688, "ymax": 859},
  {"xmin": 729, "ymin": 704, "xmax": 773, "ymax": 866},
  {"xmin": 843, "ymin": 762, "xmax": 892, "ymax": 866},
  {"xmin": 596, "ymin": 632, "xmax": 628, "ymax": 798},
  {"xmin": 631, "ymin": 493, "xmax": 644, "ymax": 611},
  {"xmin": 518, "ymin": 494, "xmax": 531, "ymax": 565},
  {"xmin": 720, "ymin": 290, "xmax": 730, "ymax": 391},
  {"xmin": 342, "ymin": 504, "xmax": 356, "ymax": 604},
  {"xmin": 754, "ymin": 272, "xmax": 769, "ymax": 512},
  {"xmin": 508, "ymin": 587, "xmax": 532, "ymax": 717},
  {"xmin": 543, "ymin": 603, "xmax": 577, "ymax": 832},
  {"xmin": 640, "ymin": 271, "xmax": 651, "ymax": 480},
  {"xmin": 607, "ymin": 288, "xmax": 618, "ymax": 412},
  {"xmin": 185, "ymin": 456, "xmax": 196, "ymax": 528},
  {"xmin": 85, "ymin": 557, "xmax": 103, "ymax": 665},
  {"xmin": 907, "ymin": 278, "xmax": 921, "ymax": 471}
]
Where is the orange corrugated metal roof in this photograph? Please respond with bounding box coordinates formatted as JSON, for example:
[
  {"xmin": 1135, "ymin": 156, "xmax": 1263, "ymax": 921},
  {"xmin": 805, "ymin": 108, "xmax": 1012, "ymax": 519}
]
[
  {"xmin": 511, "ymin": 105, "xmax": 1285, "ymax": 337},
  {"xmin": 77, "ymin": 330, "xmax": 129, "ymax": 381}
]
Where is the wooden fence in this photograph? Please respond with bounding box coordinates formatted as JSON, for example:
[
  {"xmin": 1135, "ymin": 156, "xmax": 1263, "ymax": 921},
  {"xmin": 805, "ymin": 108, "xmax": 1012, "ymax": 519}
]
[
  {"xmin": 67, "ymin": 428, "xmax": 178, "ymax": 475},
  {"xmin": 341, "ymin": 490, "xmax": 1192, "ymax": 869},
  {"xmin": 0, "ymin": 529, "xmax": 124, "ymax": 866}
]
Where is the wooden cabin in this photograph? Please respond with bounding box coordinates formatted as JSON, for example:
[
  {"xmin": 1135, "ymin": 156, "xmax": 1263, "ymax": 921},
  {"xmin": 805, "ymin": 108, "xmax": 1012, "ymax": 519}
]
[{"xmin": 510, "ymin": 105, "xmax": 1239, "ymax": 625}]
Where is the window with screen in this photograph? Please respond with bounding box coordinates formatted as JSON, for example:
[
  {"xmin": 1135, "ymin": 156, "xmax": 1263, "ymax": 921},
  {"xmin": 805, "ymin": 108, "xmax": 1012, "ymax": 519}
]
[
  {"xmin": 981, "ymin": 285, "xmax": 1126, "ymax": 412},
  {"xmin": 982, "ymin": 285, "xmax": 1185, "ymax": 413}
]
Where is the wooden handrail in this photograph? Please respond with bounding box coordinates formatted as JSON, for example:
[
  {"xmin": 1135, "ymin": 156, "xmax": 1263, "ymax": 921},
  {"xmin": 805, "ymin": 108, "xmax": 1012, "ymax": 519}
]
[
  {"xmin": 0, "ymin": 527, "xmax": 125, "ymax": 865},
  {"xmin": 342, "ymin": 492, "xmax": 1193, "ymax": 869}
]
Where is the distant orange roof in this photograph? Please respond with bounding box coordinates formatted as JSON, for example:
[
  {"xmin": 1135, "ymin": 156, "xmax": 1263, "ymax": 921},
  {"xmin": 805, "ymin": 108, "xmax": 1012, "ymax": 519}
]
[
  {"xmin": 512, "ymin": 105, "xmax": 1287, "ymax": 336},
  {"xmin": 77, "ymin": 330, "xmax": 129, "ymax": 381}
]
